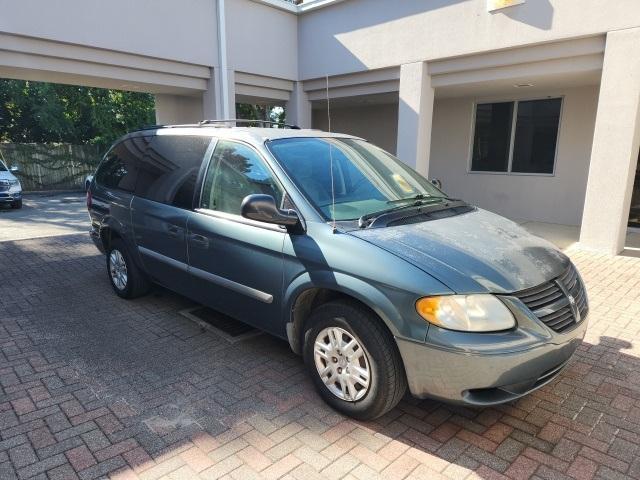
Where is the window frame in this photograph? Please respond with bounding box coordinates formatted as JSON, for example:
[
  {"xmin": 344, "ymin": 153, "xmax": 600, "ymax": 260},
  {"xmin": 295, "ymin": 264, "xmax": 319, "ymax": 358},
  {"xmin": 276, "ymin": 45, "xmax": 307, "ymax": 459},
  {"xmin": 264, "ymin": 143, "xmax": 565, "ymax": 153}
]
[
  {"xmin": 467, "ymin": 96, "xmax": 564, "ymax": 177},
  {"xmin": 194, "ymin": 138, "xmax": 293, "ymax": 231}
]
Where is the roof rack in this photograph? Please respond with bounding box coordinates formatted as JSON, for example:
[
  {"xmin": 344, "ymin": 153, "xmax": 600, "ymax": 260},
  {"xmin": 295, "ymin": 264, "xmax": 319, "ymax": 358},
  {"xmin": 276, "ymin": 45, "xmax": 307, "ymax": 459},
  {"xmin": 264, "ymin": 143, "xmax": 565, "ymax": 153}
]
[{"xmin": 198, "ymin": 119, "xmax": 301, "ymax": 129}]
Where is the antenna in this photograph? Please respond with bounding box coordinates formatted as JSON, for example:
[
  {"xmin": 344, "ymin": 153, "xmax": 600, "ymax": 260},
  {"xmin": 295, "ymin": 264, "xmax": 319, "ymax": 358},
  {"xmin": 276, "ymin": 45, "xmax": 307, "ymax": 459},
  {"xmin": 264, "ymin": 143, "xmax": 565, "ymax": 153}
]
[{"xmin": 326, "ymin": 75, "xmax": 337, "ymax": 233}]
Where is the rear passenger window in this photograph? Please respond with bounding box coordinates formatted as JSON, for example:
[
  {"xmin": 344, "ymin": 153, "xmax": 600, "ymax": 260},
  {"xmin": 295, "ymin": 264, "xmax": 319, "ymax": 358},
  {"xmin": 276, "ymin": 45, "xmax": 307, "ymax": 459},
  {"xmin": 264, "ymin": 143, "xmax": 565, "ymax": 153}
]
[
  {"xmin": 200, "ymin": 140, "xmax": 284, "ymax": 215},
  {"xmin": 95, "ymin": 137, "xmax": 150, "ymax": 192},
  {"xmin": 135, "ymin": 135, "xmax": 211, "ymax": 209}
]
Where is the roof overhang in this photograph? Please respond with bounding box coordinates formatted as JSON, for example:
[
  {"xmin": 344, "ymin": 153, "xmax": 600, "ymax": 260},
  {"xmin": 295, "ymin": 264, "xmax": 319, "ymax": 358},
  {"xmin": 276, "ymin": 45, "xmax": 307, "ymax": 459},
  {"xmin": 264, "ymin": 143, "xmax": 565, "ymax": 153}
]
[{"xmin": 248, "ymin": 0, "xmax": 348, "ymax": 14}]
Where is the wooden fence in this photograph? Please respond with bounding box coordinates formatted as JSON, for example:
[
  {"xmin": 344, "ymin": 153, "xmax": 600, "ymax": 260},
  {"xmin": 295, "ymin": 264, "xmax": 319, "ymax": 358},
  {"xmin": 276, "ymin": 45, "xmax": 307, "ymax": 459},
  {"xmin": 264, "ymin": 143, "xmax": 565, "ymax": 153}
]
[{"xmin": 0, "ymin": 143, "xmax": 105, "ymax": 191}]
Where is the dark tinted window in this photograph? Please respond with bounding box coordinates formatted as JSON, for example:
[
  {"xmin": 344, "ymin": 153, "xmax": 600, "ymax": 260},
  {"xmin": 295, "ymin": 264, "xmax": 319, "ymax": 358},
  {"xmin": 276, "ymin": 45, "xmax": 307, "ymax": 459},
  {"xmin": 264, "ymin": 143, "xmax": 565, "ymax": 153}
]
[
  {"xmin": 135, "ymin": 135, "xmax": 211, "ymax": 209},
  {"xmin": 471, "ymin": 102, "xmax": 514, "ymax": 172},
  {"xmin": 511, "ymin": 98, "xmax": 561, "ymax": 174},
  {"xmin": 95, "ymin": 137, "xmax": 150, "ymax": 191},
  {"xmin": 200, "ymin": 140, "xmax": 283, "ymax": 215}
]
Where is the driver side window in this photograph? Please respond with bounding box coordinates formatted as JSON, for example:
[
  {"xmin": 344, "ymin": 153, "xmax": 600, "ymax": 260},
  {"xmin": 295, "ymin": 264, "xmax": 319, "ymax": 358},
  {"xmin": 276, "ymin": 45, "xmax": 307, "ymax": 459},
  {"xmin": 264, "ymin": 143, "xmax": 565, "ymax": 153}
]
[{"xmin": 200, "ymin": 140, "xmax": 284, "ymax": 215}]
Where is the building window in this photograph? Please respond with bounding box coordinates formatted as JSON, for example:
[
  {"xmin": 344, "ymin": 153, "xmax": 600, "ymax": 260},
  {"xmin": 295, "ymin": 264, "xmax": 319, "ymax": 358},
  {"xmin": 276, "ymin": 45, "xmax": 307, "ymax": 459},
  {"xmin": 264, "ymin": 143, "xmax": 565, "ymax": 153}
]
[{"xmin": 471, "ymin": 98, "xmax": 562, "ymax": 175}]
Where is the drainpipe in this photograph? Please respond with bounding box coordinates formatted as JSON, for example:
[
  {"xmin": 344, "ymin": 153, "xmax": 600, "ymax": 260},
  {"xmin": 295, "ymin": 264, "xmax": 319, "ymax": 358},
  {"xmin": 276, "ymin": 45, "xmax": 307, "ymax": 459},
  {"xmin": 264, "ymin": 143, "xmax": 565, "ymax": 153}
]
[{"xmin": 217, "ymin": 0, "xmax": 230, "ymax": 119}]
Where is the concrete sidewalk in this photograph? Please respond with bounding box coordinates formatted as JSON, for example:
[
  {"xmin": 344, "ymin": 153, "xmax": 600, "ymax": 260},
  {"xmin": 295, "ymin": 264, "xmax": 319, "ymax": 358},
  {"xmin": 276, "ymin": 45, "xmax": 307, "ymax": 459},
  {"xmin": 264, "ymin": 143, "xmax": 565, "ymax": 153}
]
[{"xmin": 0, "ymin": 193, "xmax": 88, "ymax": 242}]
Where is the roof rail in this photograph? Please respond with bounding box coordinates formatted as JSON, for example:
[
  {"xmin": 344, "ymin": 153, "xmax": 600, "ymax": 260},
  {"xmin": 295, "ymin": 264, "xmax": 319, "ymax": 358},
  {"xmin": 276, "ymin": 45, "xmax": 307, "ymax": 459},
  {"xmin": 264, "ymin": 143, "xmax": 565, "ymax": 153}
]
[{"xmin": 198, "ymin": 119, "xmax": 301, "ymax": 129}]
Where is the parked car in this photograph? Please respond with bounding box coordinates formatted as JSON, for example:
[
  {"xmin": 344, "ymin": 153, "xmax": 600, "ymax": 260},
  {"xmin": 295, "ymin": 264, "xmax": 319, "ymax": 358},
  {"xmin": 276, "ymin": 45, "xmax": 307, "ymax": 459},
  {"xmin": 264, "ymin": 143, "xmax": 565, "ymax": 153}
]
[
  {"xmin": 0, "ymin": 159, "xmax": 22, "ymax": 209},
  {"xmin": 87, "ymin": 123, "xmax": 589, "ymax": 419}
]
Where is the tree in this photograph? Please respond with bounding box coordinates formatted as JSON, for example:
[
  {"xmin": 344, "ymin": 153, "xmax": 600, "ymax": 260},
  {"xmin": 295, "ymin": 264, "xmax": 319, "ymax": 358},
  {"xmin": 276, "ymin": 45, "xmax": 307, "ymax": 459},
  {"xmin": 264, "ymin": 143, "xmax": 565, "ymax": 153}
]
[
  {"xmin": 0, "ymin": 79, "xmax": 156, "ymax": 145},
  {"xmin": 236, "ymin": 103, "xmax": 286, "ymax": 126}
]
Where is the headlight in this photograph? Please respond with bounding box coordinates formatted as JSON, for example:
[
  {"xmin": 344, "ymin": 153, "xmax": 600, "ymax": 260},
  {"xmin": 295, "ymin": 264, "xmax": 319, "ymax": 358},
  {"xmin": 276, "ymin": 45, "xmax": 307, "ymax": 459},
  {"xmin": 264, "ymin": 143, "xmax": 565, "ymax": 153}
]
[{"xmin": 416, "ymin": 295, "xmax": 515, "ymax": 332}]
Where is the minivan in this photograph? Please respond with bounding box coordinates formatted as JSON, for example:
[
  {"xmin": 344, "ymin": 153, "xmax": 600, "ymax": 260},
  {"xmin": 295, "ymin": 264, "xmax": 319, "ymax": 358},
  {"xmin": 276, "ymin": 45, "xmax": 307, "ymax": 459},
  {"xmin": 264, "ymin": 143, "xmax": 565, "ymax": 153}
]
[{"xmin": 87, "ymin": 121, "xmax": 588, "ymax": 419}]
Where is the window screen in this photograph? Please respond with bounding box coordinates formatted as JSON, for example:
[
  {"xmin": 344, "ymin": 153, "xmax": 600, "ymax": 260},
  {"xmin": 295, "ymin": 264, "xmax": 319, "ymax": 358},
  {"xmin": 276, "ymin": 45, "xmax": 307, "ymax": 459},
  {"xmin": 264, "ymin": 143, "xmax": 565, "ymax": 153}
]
[
  {"xmin": 135, "ymin": 135, "xmax": 211, "ymax": 209},
  {"xmin": 471, "ymin": 102, "xmax": 514, "ymax": 172},
  {"xmin": 200, "ymin": 140, "xmax": 283, "ymax": 215},
  {"xmin": 511, "ymin": 98, "xmax": 561, "ymax": 174}
]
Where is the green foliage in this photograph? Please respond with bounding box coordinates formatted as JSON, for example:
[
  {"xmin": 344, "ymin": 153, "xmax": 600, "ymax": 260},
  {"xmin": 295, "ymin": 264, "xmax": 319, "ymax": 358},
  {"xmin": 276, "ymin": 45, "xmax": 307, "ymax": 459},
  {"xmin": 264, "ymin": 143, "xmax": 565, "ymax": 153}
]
[
  {"xmin": 236, "ymin": 103, "xmax": 286, "ymax": 126},
  {"xmin": 0, "ymin": 79, "xmax": 156, "ymax": 146}
]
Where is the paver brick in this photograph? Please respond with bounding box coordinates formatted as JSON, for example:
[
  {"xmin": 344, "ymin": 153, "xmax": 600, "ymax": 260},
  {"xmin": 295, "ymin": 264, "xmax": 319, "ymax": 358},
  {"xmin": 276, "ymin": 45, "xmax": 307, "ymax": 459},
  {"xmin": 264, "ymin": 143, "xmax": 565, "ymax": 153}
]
[{"xmin": 0, "ymin": 233, "xmax": 639, "ymax": 480}]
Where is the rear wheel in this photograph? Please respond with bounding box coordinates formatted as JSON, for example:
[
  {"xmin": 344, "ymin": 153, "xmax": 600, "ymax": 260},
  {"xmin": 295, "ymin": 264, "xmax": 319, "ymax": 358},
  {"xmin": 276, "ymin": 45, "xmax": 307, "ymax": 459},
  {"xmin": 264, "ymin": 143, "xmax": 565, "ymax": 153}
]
[
  {"xmin": 106, "ymin": 239, "xmax": 150, "ymax": 299},
  {"xmin": 303, "ymin": 300, "xmax": 407, "ymax": 420}
]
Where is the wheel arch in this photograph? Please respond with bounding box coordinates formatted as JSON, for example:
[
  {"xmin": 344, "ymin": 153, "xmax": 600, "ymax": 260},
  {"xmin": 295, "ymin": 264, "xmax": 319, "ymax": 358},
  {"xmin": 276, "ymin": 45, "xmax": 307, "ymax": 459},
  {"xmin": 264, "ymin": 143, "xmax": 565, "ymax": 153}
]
[{"xmin": 284, "ymin": 272, "xmax": 406, "ymax": 355}]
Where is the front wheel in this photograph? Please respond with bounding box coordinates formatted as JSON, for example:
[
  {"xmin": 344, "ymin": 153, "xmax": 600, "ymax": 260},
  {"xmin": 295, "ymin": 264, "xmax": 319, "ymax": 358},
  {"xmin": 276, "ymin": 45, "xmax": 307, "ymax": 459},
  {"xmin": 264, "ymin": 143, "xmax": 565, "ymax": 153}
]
[
  {"xmin": 303, "ymin": 300, "xmax": 407, "ymax": 420},
  {"xmin": 106, "ymin": 239, "xmax": 150, "ymax": 299},
  {"xmin": 11, "ymin": 199, "xmax": 22, "ymax": 209}
]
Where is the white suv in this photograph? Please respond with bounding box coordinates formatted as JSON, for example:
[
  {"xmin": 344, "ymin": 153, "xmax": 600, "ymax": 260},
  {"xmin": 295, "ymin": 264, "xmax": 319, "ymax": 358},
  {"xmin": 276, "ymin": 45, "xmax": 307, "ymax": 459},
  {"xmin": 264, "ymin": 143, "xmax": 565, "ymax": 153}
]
[{"xmin": 0, "ymin": 159, "xmax": 22, "ymax": 209}]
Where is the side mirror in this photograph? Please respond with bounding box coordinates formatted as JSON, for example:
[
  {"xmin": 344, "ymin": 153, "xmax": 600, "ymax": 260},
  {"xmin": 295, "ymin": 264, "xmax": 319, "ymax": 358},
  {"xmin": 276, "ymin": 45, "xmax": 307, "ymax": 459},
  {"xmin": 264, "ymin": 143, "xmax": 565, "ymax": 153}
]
[
  {"xmin": 241, "ymin": 194, "xmax": 299, "ymax": 227},
  {"xmin": 430, "ymin": 178, "xmax": 442, "ymax": 189},
  {"xmin": 9, "ymin": 165, "xmax": 18, "ymax": 173},
  {"xmin": 85, "ymin": 174, "xmax": 94, "ymax": 192}
]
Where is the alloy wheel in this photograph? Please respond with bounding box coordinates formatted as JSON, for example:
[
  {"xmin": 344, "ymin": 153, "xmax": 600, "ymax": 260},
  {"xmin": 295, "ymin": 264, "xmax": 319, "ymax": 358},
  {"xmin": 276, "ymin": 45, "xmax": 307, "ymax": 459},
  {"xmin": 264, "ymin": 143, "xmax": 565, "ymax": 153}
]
[
  {"xmin": 109, "ymin": 249, "xmax": 128, "ymax": 291},
  {"xmin": 314, "ymin": 326, "xmax": 371, "ymax": 401}
]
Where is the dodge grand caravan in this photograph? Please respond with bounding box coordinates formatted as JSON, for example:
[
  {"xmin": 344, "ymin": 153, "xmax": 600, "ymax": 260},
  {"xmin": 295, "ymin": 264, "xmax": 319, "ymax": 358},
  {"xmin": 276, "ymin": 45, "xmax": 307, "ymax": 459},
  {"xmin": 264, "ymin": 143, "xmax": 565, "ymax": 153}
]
[{"xmin": 87, "ymin": 121, "xmax": 588, "ymax": 419}]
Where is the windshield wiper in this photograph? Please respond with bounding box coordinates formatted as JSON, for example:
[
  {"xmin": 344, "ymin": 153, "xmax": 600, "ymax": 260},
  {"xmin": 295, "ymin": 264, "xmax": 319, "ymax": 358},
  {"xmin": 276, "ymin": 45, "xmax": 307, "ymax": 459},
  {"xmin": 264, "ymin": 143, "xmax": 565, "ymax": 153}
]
[
  {"xmin": 386, "ymin": 194, "xmax": 447, "ymax": 205},
  {"xmin": 358, "ymin": 197, "xmax": 446, "ymax": 228}
]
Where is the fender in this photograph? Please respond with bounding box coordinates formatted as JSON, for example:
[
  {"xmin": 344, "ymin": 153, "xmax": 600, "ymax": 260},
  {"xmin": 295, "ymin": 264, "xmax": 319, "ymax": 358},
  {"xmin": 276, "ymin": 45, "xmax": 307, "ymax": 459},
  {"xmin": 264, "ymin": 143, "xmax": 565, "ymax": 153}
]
[
  {"xmin": 98, "ymin": 213, "xmax": 145, "ymax": 269},
  {"xmin": 282, "ymin": 269, "xmax": 430, "ymax": 354}
]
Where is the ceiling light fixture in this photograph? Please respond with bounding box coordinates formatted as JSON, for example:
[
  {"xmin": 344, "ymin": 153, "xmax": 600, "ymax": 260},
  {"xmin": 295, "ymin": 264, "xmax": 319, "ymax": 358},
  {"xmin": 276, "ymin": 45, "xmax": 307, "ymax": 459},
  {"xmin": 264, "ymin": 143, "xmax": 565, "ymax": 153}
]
[{"xmin": 514, "ymin": 83, "xmax": 534, "ymax": 88}]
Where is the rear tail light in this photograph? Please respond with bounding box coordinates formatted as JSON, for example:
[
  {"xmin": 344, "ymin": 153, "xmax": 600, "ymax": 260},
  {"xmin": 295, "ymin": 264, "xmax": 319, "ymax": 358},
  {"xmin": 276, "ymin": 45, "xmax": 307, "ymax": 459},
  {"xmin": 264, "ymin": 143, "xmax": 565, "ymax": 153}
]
[{"xmin": 86, "ymin": 189, "xmax": 92, "ymax": 209}]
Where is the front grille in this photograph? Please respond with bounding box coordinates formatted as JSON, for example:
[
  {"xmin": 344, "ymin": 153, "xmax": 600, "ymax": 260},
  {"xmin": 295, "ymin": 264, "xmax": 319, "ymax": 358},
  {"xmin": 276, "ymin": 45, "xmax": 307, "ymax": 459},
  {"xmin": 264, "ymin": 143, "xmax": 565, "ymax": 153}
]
[
  {"xmin": 0, "ymin": 182, "xmax": 9, "ymax": 192},
  {"xmin": 514, "ymin": 263, "xmax": 588, "ymax": 333}
]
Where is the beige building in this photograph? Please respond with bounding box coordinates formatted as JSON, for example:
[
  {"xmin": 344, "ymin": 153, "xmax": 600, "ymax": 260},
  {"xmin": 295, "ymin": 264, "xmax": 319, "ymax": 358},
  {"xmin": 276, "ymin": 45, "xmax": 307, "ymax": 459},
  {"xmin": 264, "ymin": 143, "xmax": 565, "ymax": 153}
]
[{"xmin": 1, "ymin": 0, "xmax": 639, "ymax": 254}]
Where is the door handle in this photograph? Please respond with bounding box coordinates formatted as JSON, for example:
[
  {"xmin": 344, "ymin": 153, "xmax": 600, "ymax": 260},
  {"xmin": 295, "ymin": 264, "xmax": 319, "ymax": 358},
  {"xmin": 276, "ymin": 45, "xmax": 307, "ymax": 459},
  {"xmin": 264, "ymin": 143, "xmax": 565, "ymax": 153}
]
[
  {"xmin": 167, "ymin": 225, "xmax": 181, "ymax": 238},
  {"xmin": 190, "ymin": 234, "xmax": 209, "ymax": 248}
]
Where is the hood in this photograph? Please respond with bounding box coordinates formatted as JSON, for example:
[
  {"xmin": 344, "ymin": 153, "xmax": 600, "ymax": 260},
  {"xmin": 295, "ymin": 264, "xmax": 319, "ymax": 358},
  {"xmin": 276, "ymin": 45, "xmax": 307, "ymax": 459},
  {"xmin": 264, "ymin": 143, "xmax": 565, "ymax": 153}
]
[
  {"xmin": 0, "ymin": 170, "xmax": 16, "ymax": 181},
  {"xmin": 348, "ymin": 208, "xmax": 568, "ymax": 294}
]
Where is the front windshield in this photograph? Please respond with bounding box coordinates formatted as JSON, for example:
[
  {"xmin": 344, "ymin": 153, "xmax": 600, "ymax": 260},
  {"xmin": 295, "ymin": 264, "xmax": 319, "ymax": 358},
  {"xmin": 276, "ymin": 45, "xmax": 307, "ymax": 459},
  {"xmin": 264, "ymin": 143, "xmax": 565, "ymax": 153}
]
[
  {"xmin": 0, "ymin": 161, "xmax": 7, "ymax": 172},
  {"xmin": 267, "ymin": 137, "xmax": 446, "ymax": 221}
]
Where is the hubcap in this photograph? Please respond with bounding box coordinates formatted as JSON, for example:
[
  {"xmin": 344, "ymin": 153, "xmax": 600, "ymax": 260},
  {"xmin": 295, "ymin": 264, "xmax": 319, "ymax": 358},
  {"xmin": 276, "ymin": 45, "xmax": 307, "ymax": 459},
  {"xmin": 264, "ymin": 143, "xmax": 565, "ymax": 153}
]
[
  {"xmin": 314, "ymin": 326, "xmax": 371, "ymax": 402},
  {"xmin": 109, "ymin": 250, "xmax": 128, "ymax": 291}
]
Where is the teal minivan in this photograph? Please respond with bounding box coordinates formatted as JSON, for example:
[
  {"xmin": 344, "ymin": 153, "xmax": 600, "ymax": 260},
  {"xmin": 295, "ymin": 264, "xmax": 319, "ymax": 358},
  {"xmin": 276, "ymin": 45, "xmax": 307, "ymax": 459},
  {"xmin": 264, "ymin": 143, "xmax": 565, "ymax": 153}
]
[{"xmin": 87, "ymin": 122, "xmax": 588, "ymax": 419}]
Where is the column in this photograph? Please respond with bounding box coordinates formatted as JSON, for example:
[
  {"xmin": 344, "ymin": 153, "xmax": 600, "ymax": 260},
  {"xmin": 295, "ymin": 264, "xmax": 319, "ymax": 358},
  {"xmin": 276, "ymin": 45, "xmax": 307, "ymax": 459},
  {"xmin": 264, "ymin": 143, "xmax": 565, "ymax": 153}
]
[
  {"xmin": 396, "ymin": 61, "xmax": 435, "ymax": 175},
  {"xmin": 155, "ymin": 94, "xmax": 203, "ymax": 125},
  {"xmin": 579, "ymin": 28, "xmax": 640, "ymax": 254},
  {"xmin": 286, "ymin": 81, "xmax": 312, "ymax": 128},
  {"xmin": 202, "ymin": 70, "xmax": 217, "ymax": 121}
]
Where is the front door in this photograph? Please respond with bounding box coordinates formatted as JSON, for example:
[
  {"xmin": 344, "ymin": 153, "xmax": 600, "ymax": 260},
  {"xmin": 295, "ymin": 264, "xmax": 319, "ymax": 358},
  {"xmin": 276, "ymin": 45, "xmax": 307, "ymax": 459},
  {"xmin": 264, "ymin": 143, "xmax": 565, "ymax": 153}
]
[
  {"xmin": 629, "ymin": 152, "xmax": 640, "ymax": 228},
  {"xmin": 187, "ymin": 140, "xmax": 288, "ymax": 334}
]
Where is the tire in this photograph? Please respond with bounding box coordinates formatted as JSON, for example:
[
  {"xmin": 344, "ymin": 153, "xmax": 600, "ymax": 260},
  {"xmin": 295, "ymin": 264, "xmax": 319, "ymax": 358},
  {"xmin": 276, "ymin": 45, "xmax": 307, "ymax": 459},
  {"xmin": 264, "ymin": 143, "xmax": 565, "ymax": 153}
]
[
  {"xmin": 11, "ymin": 199, "xmax": 22, "ymax": 209},
  {"xmin": 303, "ymin": 300, "xmax": 407, "ymax": 420},
  {"xmin": 106, "ymin": 239, "xmax": 150, "ymax": 299}
]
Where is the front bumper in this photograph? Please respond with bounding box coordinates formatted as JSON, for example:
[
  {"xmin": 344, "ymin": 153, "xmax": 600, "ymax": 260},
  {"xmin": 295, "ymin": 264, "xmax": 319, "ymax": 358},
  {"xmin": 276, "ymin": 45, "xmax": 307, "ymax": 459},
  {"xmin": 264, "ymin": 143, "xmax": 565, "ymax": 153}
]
[
  {"xmin": 0, "ymin": 191, "xmax": 21, "ymax": 203},
  {"xmin": 397, "ymin": 306, "xmax": 588, "ymax": 406}
]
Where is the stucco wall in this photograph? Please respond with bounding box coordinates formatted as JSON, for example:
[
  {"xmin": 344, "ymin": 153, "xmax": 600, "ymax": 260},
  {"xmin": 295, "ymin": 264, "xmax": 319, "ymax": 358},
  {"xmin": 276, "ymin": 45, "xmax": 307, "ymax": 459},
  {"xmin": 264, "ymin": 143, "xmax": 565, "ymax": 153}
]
[
  {"xmin": 0, "ymin": 0, "xmax": 218, "ymax": 66},
  {"xmin": 226, "ymin": 0, "xmax": 298, "ymax": 80},
  {"xmin": 429, "ymin": 86, "xmax": 599, "ymax": 225},
  {"xmin": 298, "ymin": 0, "xmax": 640, "ymax": 79},
  {"xmin": 312, "ymin": 103, "xmax": 399, "ymax": 153}
]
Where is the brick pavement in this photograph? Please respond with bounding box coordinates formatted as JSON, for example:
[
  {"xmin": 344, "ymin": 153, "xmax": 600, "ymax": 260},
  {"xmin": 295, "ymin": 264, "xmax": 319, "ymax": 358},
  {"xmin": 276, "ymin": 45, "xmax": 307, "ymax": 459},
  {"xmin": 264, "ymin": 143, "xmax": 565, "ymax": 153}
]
[{"xmin": 0, "ymin": 234, "xmax": 639, "ymax": 479}]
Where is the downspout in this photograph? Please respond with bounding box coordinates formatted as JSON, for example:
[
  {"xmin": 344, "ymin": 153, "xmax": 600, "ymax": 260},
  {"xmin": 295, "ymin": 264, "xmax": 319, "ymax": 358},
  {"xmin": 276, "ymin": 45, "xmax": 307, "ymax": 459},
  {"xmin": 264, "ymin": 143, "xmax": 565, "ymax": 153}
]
[{"xmin": 217, "ymin": 0, "xmax": 230, "ymax": 119}]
